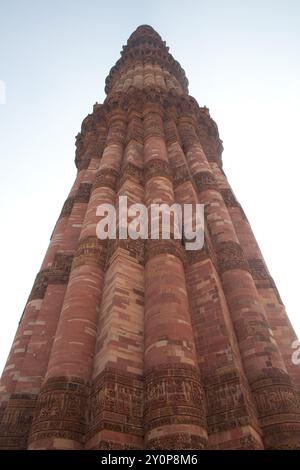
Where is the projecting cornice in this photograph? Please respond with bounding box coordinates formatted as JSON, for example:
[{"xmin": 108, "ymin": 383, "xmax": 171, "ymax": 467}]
[{"xmin": 74, "ymin": 88, "xmax": 223, "ymax": 169}]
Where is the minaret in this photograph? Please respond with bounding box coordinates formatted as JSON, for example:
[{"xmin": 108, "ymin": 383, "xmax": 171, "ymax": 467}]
[{"xmin": 0, "ymin": 25, "xmax": 300, "ymax": 450}]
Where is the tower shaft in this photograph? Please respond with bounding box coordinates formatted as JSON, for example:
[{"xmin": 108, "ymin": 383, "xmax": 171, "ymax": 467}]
[{"xmin": 1, "ymin": 25, "xmax": 300, "ymax": 450}]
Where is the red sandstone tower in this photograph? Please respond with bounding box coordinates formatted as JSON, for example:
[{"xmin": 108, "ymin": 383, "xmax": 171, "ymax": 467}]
[{"xmin": 1, "ymin": 25, "xmax": 300, "ymax": 450}]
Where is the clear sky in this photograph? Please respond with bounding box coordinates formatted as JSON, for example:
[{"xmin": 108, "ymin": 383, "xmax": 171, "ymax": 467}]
[{"xmin": 0, "ymin": 0, "xmax": 299, "ymax": 374}]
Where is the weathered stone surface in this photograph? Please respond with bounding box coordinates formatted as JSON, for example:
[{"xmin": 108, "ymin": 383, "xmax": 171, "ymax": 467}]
[{"xmin": 0, "ymin": 24, "xmax": 299, "ymax": 451}]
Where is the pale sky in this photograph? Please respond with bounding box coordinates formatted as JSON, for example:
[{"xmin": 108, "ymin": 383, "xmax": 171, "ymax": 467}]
[{"xmin": 0, "ymin": 0, "xmax": 299, "ymax": 374}]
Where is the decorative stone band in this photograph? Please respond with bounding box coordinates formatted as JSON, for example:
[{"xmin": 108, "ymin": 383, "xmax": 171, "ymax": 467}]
[
  {"xmin": 145, "ymin": 239, "xmax": 186, "ymax": 264},
  {"xmin": 93, "ymin": 168, "xmax": 120, "ymax": 191},
  {"xmin": 28, "ymin": 270, "xmax": 49, "ymax": 301},
  {"xmin": 204, "ymin": 371, "xmax": 260, "ymax": 436},
  {"xmin": 106, "ymin": 239, "xmax": 144, "ymax": 267},
  {"xmin": 220, "ymin": 188, "xmax": 239, "ymax": 208},
  {"xmin": 75, "ymin": 145, "xmax": 98, "ymax": 173},
  {"xmin": 146, "ymin": 432, "xmax": 207, "ymax": 451},
  {"xmin": 74, "ymin": 183, "xmax": 92, "ymax": 204},
  {"xmin": 102, "ymin": 88, "xmax": 222, "ymax": 158},
  {"xmin": 216, "ymin": 241, "xmax": 250, "ymax": 274},
  {"xmin": 118, "ymin": 162, "xmax": 144, "ymax": 189},
  {"xmin": 144, "ymin": 158, "xmax": 172, "ymax": 183},
  {"xmin": 220, "ymin": 188, "xmax": 249, "ymax": 222},
  {"xmin": 86, "ymin": 368, "xmax": 143, "ymax": 444},
  {"xmin": 144, "ymin": 364, "xmax": 207, "ymax": 450},
  {"xmin": 248, "ymin": 258, "xmax": 269, "ymax": 281},
  {"xmin": 28, "ymin": 254, "xmax": 74, "ymax": 302},
  {"xmin": 248, "ymin": 258, "xmax": 283, "ymax": 305},
  {"xmin": 186, "ymin": 240, "xmax": 217, "ymax": 267},
  {"xmin": 194, "ymin": 171, "xmax": 218, "ymax": 194},
  {"xmin": 47, "ymin": 253, "xmax": 74, "ymax": 284},
  {"xmin": 251, "ymin": 372, "xmax": 300, "ymax": 449},
  {"xmin": 28, "ymin": 376, "xmax": 87, "ymax": 446},
  {"xmin": 71, "ymin": 236, "xmax": 107, "ymax": 271},
  {"xmin": 0, "ymin": 393, "xmax": 37, "ymax": 450},
  {"xmin": 98, "ymin": 440, "xmax": 142, "ymax": 451},
  {"xmin": 59, "ymin": 196, "xmax": 75, "ymax": 219},
  {"xmin": 171, "ymin": 164, "xmax": 190, "ymax": 189}
]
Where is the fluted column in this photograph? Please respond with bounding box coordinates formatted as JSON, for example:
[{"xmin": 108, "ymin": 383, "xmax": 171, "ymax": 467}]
[
  {"xmin": 178, "ymin": 115, "xmax": 300, "ymax": 449},
  {"xmin": 143, "ymin": 105, "xmax": 208, "ymax": 450},
  {"xmin": 27, "ymin": 114, "xmax": 126, "ymax": 449},
  {"xmin": 211, "ymin": 162, "xmax": 300, "ymax": 394},
  {"xmin": 16, "ymin": 160, "xmax": 99, "ymax": 391},
  {"xmin": 165, "ymin": 117, "xmax": 263, "ymax": 449},
  {"xmin": 86, "ymin": 110, "xmax": 144, "ymax": 450},
  {"xmin": 0, "ymin": 145, "xmax": 102, "ymax": 449}
]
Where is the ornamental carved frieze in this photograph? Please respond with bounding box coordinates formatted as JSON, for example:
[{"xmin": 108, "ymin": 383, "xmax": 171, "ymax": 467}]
[
  {"xmin": 246, "ymin": 371, "xmax": 300, "ymax": 444},
  {"xmin": 248, "ymin": 258, "xmax": 269, "ymax": 281},
  {"xmin": 262, "ymin": 422, "xmax": 300, "ymax": 449},
  {"xmin": 220, "ymin": 188, "xmax": 239, "ymax": 207},
  {"xmin": 98, "ymin": 440, "xmax": 142, "ymax": 450},
  {"xmin": 185, "ymin": 238, "xmax": 212, "ymax": 266},
  {"xmin": 47, "ymin": 253, "xmax": 74, "ymax": 284},
  {"xmin": 144, "ymin": 364, "xmax": 207, "ymax": 432},
  {"xmin": 254, "ymin": 385, "xmax": 300, "ymax": 418},
  {"xmin": 28, "ymin": 377, "xmax": 87, "ymax": 445},
  {"xmin": 0, "ymin": 394, "xmax": 37, "ymax": 450},
  {"xmin": 147, "ymin": 433, "xmax": 207, "ymax": 450},
  {"xmin": 87, "ymin": 368, "xmax": 143, "ymax": 440},
  {"xmin": 106, "ymin": 238, "xmax": 144, "ymax": 267},
  {"xmin": 171, "ymin": 164, "xmax": 190, "ymax": 188},
  {"xmin": 185, "ymin": 231, "xmax": 218, "ymax": 268},
  {"xmin": 28, "ymin": 269, "xmax": 50, "ymax": 301},
  {"xmin": 93, "ymin": 167, "xmax": 119, "ymax": 191},
  {"xmin": 145, "ymin": 239, "xmax": 186, "ymax": 264},
  {"xmin": 204, "ymin": 374, "xmax": 259, "ymax": 434},
  {"xmin": 119, "ymin": 162, "xmax": 144, "ymax": 188},
  {"xmin": 248, "ymin": 259, "xmax": 283, "ymax": 304},
  {"xmin": 59, "ymin": 196, "xmax": 74, "ymax": 219},
  {"xmin": 144, "ymin": 158, "xmax": 172, "ymax": 183},
  {"xmin": 72, "ymin": 236, "xmax": 107, "ymax": 270},
  {"xmin": 75, "ymin": 111, "xmax": 106, "ymax": 170},
  {"xmin": 239, "ymin": 435, "xmax": 263, "ymax": 450},
  {"xmin": 194, "ymin": 171, "xmax": 218, "ymax": 194},
  {"xmin": 100, "ymin": 89, "xmax": 222, "ymax": 161},
  {"xmin": 74, "ymin": 183, "xmax": 92, "ymax": 204},
  {"xmin": 216, "ymin": 241, "xmax": 250, "ymax": 274}
]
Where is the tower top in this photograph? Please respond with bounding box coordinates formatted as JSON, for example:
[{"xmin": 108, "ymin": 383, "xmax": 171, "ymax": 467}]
[{"xmin": 105, "ymin": 25, "xmax": 189, "ymax": 95}]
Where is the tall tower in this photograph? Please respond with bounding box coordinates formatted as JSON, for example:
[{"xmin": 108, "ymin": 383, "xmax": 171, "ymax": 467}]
[{"xmin": 0, "ymin": 25, "xmax": 300, "ymax": 450}]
